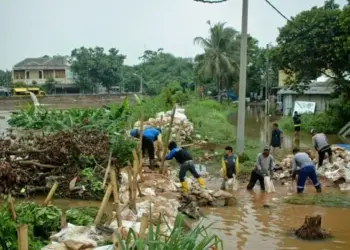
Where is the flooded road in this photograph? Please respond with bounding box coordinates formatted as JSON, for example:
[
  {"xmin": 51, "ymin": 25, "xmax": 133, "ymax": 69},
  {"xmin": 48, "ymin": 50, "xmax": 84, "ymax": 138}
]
[
  {"xmin": 229, "ymin": 105, "xmax": 343, "ymax": 159},
  {"xmin": 29, "ymin": 183, "xmax": 350, "ymax": 250}
]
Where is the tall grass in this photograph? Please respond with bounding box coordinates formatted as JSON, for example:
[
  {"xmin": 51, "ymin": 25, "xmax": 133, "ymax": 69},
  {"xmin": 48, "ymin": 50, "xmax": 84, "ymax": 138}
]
[
  {"xmin": 284, "ymin": 193, "xmax": 350, "ymax": 208},
  {"xmin": 117, "ymin": 212, "xmax": 223, "ymax": 250}
]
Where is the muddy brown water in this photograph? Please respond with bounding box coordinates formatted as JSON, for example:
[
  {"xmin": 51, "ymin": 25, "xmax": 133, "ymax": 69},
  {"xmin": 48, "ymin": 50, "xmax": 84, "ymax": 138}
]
[
  {"xmin": 2, "ymin": 102, "xmax": 350, "ymax": 249},
  {"xmin": 27, "ymin": 182, "xmax": 350, "ymax": 250}
]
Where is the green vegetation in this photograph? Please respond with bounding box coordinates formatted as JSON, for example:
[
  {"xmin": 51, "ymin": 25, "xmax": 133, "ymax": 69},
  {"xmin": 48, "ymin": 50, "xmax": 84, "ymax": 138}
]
[
  {"xmin": 0, "ymin": 202, "xmax": 222, "ymax": 249},
  {"xmin": 273, "ymin": 0, "xmax": 350, "ymax": 131},
  {"xmin": 66, "ymin": 207, "xmax": 107, "ymax": 226},
  {"xmin": 117, "ymin": 212, "xmax": 223, "ymax": 250},
  {"xmin": 185, "ymin": 99, "xmax": 236, "ymax": 144},
  {"xmin": 0, "ymin": 202, "xmax": 61, "ymax": 249},
  {"xmin": 279, "ymin": 96, "xmax": 350, "ymax": 134},
  {"xmin": 284, "ymin": 193, "xmax": 350, "ymax": 208}
]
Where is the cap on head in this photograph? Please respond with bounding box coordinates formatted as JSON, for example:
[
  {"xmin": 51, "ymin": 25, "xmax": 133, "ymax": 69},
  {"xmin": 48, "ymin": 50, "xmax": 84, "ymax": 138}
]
[
  {"xmin": 130, "ymin": 129, "xmax": 140, "ymax": 137},
  {"xmin": 310, "ymin": 128, "xmax": 316, "ymax": 134},
  {"xmin": 225, "ymin": 146, "xmax": 233, "ymax": 152},
  {"xmin": 263, "ymin": 145, "xmax": 270, "ymax": 152},
  {"xmin": 168, "ymin": 141, "xmax": 177, "ymax": 150},
  {"xmin": 156, "ymin": 128, "xmax": 162, "ymax": 133}
]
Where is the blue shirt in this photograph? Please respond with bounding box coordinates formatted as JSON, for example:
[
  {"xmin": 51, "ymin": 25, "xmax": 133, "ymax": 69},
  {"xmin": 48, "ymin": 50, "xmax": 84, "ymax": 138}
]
[
  {"xmin": 271, "ymin": 128, "xmax": 282, "ymax": 147},
  {"xmin": 143, "ymin": 128, "xmax": 160, "ymax": 141},
  {"xmin": 165, "ymin": 147, "xmax": 192, "ymax": 164}
]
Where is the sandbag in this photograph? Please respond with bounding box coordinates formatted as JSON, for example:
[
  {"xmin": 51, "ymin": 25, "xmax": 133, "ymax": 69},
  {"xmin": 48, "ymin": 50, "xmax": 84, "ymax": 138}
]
[
  {"xmin": 264, "ymin": 176, "xmax": 275, "ymax": 193},
  {"xmin": 227, "ymin": 176, "xmax": 239, "ymax": 191}
]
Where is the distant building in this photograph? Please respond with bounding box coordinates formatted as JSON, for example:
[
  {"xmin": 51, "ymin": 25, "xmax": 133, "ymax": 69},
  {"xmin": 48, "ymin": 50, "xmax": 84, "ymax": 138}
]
[
  {"xmin": 12, "ymin": 56, "xmax": 75, "ymax": 85},
  {"xmin": 277, "ymin": 79, "xmax": 334, "ymax": 116}
]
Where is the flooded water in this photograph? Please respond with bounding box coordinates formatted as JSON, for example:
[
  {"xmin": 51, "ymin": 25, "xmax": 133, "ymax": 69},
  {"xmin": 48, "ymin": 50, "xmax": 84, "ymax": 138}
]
[
  {"xmin": 28, "ymin": 183, "xmax": 350, "ymax": 250},
  {"xmin": 229, "ymin": 105, "xmax": 343, "ymax": 159}
]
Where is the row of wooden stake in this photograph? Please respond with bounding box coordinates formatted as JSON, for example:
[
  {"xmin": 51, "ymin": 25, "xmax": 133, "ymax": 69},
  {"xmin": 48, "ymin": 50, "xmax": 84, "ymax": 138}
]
[{"xmin": 11, "ymin": 106, "xmax": 177, "ymax": 250}]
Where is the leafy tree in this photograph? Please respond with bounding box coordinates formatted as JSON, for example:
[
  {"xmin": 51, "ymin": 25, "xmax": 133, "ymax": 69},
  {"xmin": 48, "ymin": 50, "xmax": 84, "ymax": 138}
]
[
  {"xmin": 194, "ymin": 22, "xmax": 238, "ymax": 101},
  {"xmin": 70, "ymin": 47, "xmax": 125, "ymax": 92},
  {"xmin": 122, "ymin": 49, "xmax": 194, "ymax": 95},
  {"xmin": 272, "ymin": 0, "xmax": 350, "ymax": 99},
  {"xmin": 0, "ymin": 70, "xmax": 12, "ymax": 87}
]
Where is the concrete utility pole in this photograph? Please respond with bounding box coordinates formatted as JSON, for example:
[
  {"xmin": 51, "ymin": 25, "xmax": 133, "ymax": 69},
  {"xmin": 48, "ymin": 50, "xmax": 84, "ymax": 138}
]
[
  {"xmin": 133, "ymin": 73, "xmax": 143, "ymax": 94},
  {"xmin": 236, "ymin": 0, "xmax": 249, "ymax": 154},
  {"xmin": 265, "ymin": 44, "xmax": 270, "ymax": 115}
]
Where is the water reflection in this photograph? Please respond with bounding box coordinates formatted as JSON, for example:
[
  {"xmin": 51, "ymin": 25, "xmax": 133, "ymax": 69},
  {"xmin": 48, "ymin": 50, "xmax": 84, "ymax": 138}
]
[
  {"xmin": 230, "ymin": 105, "xmax": 342, "ymax": 157},
  {"xmin": 202, "ymin": 187, "xmax": 350, "ymax": 250}
]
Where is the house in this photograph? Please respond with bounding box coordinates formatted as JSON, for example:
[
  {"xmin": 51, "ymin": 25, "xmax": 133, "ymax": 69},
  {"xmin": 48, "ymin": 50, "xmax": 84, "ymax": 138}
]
[
  {"xmin": 12, "ymin": 56, "xmax": 75, "ymax": 85},
  {"xmin": 277, "ymin": 79, "xmax": 334, "ymax": 116}
]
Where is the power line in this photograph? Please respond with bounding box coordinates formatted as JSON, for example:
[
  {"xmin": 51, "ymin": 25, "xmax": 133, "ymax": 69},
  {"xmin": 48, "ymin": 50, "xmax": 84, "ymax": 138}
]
[
  {"xmin": 193, "ymin": 0, "xmax": 228, "ymax": 3},
  {"xmin": 264, "ymin": 0, "xmax": 290, "ymax": 21}
]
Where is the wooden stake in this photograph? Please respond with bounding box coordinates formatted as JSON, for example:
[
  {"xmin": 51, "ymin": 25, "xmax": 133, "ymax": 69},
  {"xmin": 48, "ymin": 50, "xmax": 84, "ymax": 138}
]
[
  {"xmin": 8, "ymin": 194, "xmax": 16, "ymax": 220},
  {"xmin": 132, "ymin": 149, "xmax": 143, "ymax": 182},
  {"xmin": 110, "ymin": 167, "xmax": 122, "ymax": 227},
  {"xmin": 94, "ymin": 184, "xmax": 113, "ymax": 225},
  {"xmin": 44, "ymin": 182, "xmax": 58, "ymax": 205},
  {"xmin": 132, "ymin": 158, "xmax": 138, "ymax": 210},
  {"xmin": 160, "ymin": 105, "xmax": 176, "ymax": 174},
  {"xmin": 127, "ymin": 164, "xmax": 136, "ymax": 213},
  {"xmin": 138, "ymin": 111, "xmax": 144, "ymax": 176},
  {"xmin": 17, "ymin": 224, "xmax": 28, "ymax": 250},
  {"xmin": 102, "ymin": 151, "xmax": 113, "ymax": 188},
  {"xmin": 139, "ymin": 213, "xmax": 149, "ymax": 239}
]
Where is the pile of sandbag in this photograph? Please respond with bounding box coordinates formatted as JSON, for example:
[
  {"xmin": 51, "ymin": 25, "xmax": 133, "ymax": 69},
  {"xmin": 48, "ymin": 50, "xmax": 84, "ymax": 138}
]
[
  {"xmin": 134, "ymin": 106, "xmax": 194, "ymax": 144},
  {"xmin": 180, "ymin": 180, "xmax": 236, "ymax": 208},
  {"xmin": 274, "ymin": 146, "xmax": 350, "ymax": 189}
]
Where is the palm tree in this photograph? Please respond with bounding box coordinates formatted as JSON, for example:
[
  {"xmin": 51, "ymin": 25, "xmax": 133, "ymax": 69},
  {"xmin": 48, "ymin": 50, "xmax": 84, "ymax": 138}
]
[{"xmin": 194, "ymin": 21, "xmax": 238, "ymax": 101}]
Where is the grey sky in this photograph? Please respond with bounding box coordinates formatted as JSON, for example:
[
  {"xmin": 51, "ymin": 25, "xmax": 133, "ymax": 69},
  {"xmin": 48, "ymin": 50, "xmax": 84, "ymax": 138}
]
[{"xmin": 0, "ymin": 0, "xmax": 347, "ymax": 70}]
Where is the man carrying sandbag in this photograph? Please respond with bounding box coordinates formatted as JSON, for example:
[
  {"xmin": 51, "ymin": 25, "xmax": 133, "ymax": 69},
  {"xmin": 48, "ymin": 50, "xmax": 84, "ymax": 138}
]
[
  {"xmin": 292, "ymin": 148, "xmax": 321, "ymax": 193},
  {"xmin": 165, "ymin": 141, "xmax": 206, "ymax": 193},
  {"xmin": 220, "ymin": 146, "xmax": 239, "ymax": 190},
  {"xmin": 310, "ymin": 129, "xmax": 333, "ymax": 167},
  {"xmin": 130, "ymin": 127, "xmax": 162, "ymax": 168},
  {"xmin": 247, "ymin": 146, "xmax": 275, "ymax": 191}
]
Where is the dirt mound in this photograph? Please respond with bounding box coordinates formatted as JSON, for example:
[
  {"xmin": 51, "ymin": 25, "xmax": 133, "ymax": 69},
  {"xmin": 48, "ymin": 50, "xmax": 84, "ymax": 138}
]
[{"xmin": 0, "ymin": 130, "xmax": 116, "ymax": 198}]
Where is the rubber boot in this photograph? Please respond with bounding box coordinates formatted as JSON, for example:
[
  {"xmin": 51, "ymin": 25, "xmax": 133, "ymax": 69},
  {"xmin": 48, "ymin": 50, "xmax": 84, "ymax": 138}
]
[
  {"xmin": 197, "ymin": 177, "xmax": 206, "ymax": 189},
  {"xmin": 181, "ymin": 181, "xmax": 189, "ymax": 193},
  {"xmin": 220, "ymin": 179, "xmax": 226, "ymax": 190},
  {"xmin": 149, "ymin": 159, "xmax": 156, "ymax": 170}
]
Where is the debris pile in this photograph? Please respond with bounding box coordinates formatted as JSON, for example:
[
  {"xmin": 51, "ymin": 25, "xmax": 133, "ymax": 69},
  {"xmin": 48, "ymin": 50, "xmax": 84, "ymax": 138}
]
[
  {"xmin": 0, "ymin": 130, "xmax": 115, "ymax": 198},
  {"xmin": 134, "ymin": 107, "xmax": 194, "ymax": 144},
  {"xmin": 275, "ymin": 145, "xmax": 350, "ymax": 189},
  {"xmin": 294, "ymin": 215, "xmax": 330, "ymax": 240}
]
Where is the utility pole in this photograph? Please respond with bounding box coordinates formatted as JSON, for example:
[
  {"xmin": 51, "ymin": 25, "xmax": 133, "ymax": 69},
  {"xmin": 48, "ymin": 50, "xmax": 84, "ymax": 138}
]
[
  {"xmin": 140, "ymin": 73, "xmax": 143, "ymax": 94},
  {"xmin": 265, "ymin": 44, "xmax": 270, "ymax": 115},
  {"xmin": 236, "ymin": 0, "xmax": 249, "ymax": 154}
]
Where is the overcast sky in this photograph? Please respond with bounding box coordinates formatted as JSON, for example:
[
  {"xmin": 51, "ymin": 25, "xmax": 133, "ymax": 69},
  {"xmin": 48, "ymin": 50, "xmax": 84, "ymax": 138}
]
[{"xmin": 0, "ymin": 0, "xmax": 347, "ymax": 70}]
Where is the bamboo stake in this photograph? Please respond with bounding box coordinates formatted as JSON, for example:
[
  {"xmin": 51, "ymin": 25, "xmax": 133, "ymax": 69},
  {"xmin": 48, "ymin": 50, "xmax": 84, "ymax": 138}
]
[
  {"xmin": 102, "ymin": 151, "xmax": 113, "ymax": 188},
  {"xmin": 138, "ymin": 111, "xmax": 144, "ymax": 176},
  {"xmin": 133, "ymin": 149, "xmax": 143, "ymax": 182},
  {"xmin": 44, "ymin": 182, "xmax": 58, "ymax": 205},
  {"xmin": 110, "ymin": 167, "xmax": 122, "ymax": 227},
  {"xmin": 127, "ymin": 164, "xmax": 136, "ymax": 213},
  {"xmin": 160, "ymin": 105, "xmax": 176, "ymax": 174},
  {"xmin": 132, "ymin": 158, "xmax": 138, "ymax": 210},
  {"xmin": 17, "ymin": 224, "xmax": 28, "ymax": 250},
  {"xmin": 139, "ymin": 213, "xmax": 149, "ymax": 239},
  {"xmin": 8, "ymin": 194, "xmax": 16, "ymax": 220},
  {"xmin": 94, "ymin": 184, "xmax": 113, "ymax": 225}
]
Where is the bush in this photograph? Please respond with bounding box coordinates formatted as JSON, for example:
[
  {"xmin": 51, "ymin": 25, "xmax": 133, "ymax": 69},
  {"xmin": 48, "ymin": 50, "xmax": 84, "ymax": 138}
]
[{"xmin": 279, "ymin": 97, "xmax": 350, "ymax": 134}]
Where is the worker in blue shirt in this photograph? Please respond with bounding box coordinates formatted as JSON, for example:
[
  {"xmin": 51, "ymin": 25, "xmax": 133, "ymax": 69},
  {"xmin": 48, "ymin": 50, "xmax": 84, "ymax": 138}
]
[
  {"xmin": 270, "ymin": 123, "xmax": 283, "ymax": 156},
  {"xmin": 130, "ymin": 127, "xmax": 162, "ymax": 167},
  {"xmin": 165, "ymin": 141, "xmax": 206, "ymax": 193}
]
